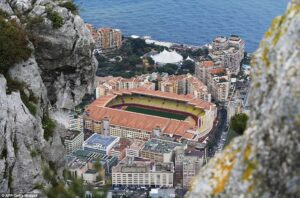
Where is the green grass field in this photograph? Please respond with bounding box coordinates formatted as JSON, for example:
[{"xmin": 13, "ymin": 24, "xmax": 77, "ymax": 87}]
[{"xmin": 125, "ymin": 106, "xmax": 187, "ymax": 120}]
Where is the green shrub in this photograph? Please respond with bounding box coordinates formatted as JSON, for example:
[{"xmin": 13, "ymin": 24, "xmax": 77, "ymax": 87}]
[
  {"xmin": 5, "ymin": 75, "xmax": 25, "ymax": 94},
  {"xmin": 20, "ymin": 90, "xmax": 37, "ymax": 116},
  {"xmin": 26, "ymin": 16, "xmax": 44, "ymax": 29},
  {"xmin": 5, "ymin": 75, "xmax": 38, "ymax": 116},
  {"xmin": 46, "ymin": 8, "xmax": 64, "ymax": 28},
  {"xmin": 229, "ymin": 113, "xmax": 249, "ymax": 135},
  {"xmin": 42, "ymin": 114, "xmax": 55, "ymax": 141},
  {"xmin": 30, "ymin": 149, "xmax": 40, "ymax": 157},
  {"xmin": 0, "ymin": 13, "xmax": 32, "ymax": 73},
  {"xmin": 59, "ymin": 1, "xmax": 78, "ymax": 14},
  {"xmin": 33, "ymin": 183, "xmax": 44, "ymax": 190}
]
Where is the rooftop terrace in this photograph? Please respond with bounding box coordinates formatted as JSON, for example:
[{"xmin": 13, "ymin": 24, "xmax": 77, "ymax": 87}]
[{"xmin": 142, "ymin": 138, "xmax": 183, "ymax": 154}]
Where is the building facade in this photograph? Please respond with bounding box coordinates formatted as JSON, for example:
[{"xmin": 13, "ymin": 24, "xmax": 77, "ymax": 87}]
[
  {"xmin": 140, "ymin": 138, "xmax": 184, "ymax": 163},
  {"xmin": 85, "ymin": 24, "xmax": 122, "ymax": 51},
  {"xmin": 126, "ymin": 139, "xmax": 146, "ymax": 157},
  {"xmin": 112, "ymin": 157, "xmax": 174, "ymax": 187},
  {"xmin": 158, "ymin": 74, "xmax": 211, "ymax": 102},
  {"xmin": 64, "ymin": 130, "xmax": 84, "ymax": 155}
]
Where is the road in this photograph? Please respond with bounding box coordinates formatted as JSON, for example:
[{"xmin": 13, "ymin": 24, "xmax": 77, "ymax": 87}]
[{"xmin": 207, "ymin": 107, "xmax": 228, "ymax": 157}]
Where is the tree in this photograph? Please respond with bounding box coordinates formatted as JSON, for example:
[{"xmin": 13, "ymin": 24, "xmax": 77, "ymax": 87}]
[
  {"xmin": 230, "ymin": 113, "xmax": 249, "ymax": 135},
  {"xmin": 181, "ymin": 60, "xmax": 195, "ymax": 74},
  {"xmin": 157, "ymin": 63, "xmax": 178, "ymax": 75},
  {"xmin": 147, "ymin": 57, "xmax": 155, "ymax": 65}
]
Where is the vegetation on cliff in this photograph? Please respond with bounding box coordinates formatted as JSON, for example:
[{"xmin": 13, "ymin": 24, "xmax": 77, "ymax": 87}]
[
  {"xmin": 0, "ymin": 10, "xmax": 32, "ymax": 74},
  {"xmin": 229, "ymin": 113, "xmax": 249, "ymax": 135}
]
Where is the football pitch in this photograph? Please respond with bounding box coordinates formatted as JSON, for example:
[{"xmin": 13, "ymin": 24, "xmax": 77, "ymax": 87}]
[{"xmin": 125, "ymin": 106, "xmax": 187, "ymax": 120}]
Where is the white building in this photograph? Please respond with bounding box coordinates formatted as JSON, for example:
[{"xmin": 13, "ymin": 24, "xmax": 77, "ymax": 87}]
[
  {"xmin": 83, "ymin": 133, "xmax": 120, "ymax": 155},
  {"xmin": 68, "ymin": 111, "xmax": 83, "ymax": 131},
  {"xmin": 149, "ymin": 188, "xmax": 176, "ymax": 198},
  {"xmin": 64, "ymin": 130, "xmax": 84, "ymax": 155},
  {"xmin": 112, "ymin": 157, "xmax": 174, "ymax": 187}
]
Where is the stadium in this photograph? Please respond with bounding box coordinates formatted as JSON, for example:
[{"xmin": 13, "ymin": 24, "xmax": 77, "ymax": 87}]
[{"xmin": 84, "ymin": 88, "xmax": 217, "ymax": 141}]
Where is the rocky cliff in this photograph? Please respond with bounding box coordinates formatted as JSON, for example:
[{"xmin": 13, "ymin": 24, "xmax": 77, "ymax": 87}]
[
  {"xmin": 0, "ymin": 0, "xmax": 96, "ymax": 193},
  {"xmin": 188, "ymin": 1, "xmax": 300, "ymax": 197}
]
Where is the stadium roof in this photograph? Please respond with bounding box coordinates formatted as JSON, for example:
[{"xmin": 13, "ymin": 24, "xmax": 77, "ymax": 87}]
[
  {"xmin": 112, "ymin": 88, "xmax": 214, "ymax": 110},
  {"xmin": 85, "ymin": 106, "xmax": 195, "ymax": 139}
]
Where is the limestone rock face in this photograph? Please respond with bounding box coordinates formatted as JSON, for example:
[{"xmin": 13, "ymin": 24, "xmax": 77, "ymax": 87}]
[
  {"xmin": 0, "ymin": 0, "xmax": 96, "ymax": 193},
  {"xmin": 188, "ymin": 1, "xmax": 300, "ymax": 197}
]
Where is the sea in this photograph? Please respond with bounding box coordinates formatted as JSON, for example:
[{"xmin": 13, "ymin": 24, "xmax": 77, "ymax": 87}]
[{"xmin": 74, "ymin": 0, "xmax": 289, "ymax": 52}]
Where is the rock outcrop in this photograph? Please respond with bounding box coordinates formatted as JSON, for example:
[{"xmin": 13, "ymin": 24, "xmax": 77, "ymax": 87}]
[
  {"xmin": 0, "ymin": 0, "xmax": 96, "ymax": 193},
  {"xmin": 188, "ymin": 1, "xmax": 300, "ymax": 197}
]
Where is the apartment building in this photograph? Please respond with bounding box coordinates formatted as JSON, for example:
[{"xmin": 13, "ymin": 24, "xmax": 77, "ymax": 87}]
[
  {"xmin": 228, "ymin": 35, "xmax": 245, "ymax": 60},
  {"xmin": 195, "ymin": 60, "xmax": 230, "ymax": 102},
  {"xmin": 209, "ymin": 36, "xmax": 245, "ymax": 75},
  {"xmin": 85, "ymin": 24, "xmax": 122, "ymax": 50},
  {"xmin": 64, "ymin": 130, "xmax": 84, "ymax": 155},
  {"xmin": 95, "ymin": 76, "xmax": 155, "ymax": 99},
  {"xmin": 68, "ymin": 111, "xmax": 83, "ymax": 131},
  {"xmin": 99, "ymin": 28, "xmax": 122, "ymax": 50},
  {"xmin": 208, "ymin": 68, "xmax": 231, "ymax": 102},
  {"xmin": 112, "ymin": 157, "xmax": 175, "ymax": 187},
  {"xmin": 158, "ymin": 74, "xmax": 211, "ymax": 102}
]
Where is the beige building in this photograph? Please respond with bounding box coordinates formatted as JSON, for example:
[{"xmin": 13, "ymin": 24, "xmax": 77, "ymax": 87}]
[
  {"xmin": 112, "ymin": 157, "xmax": 174, "ymax": 187},
  {"xmin": 99, "ymin": 28, "xmax": 122, "ymax": 50},
  {"xmin": 228, "ymin": 35, "xmax": 245, "ymax": 61},
  {"xmin": 95, "ymin": 76, "xmax": 155, "ymax": 99},
  {"xmin": 85, "ymin": 24, "xmax": 122, "ymax": 50},
  {"xmin": 208, "ymin": 68, "xmax": 231, "ymax": 102},
  {"xmin": 209, "ymin": 36, "xmax": 245, "ymax": 75},
  {"xmin": 126, "ymin": 139, "xmax": 146, "ymax": 157},
  {"xmin": 158, "ymin": 74, "xmax": 211, "ymax": 102},
  {"xmin": 195, "ymin": 61, "xmax": 230, "ymax": 102}
]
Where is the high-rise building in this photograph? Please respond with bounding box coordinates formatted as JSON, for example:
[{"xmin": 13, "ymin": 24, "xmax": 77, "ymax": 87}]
[
  {"xmin": 68, "ymin": 111, "xmax": 83, "ymax": 131},
  {"xmin": 98, "ymin": 28, "xmax": 122, "ymax": 50},
  {"xmin": 207, "ymin": 68, "xmax": 231, "ymax": 102},
  {"xmin": 209, "ymin": 36, "xmax": 245, "ymax": 75},
  {"xmin": 195, "ymin": 61, "xmax": 230, "ymax": 102},
  {"xmin": 85, "ymin": 24, "xmax": 122, "ymax": 51}
]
